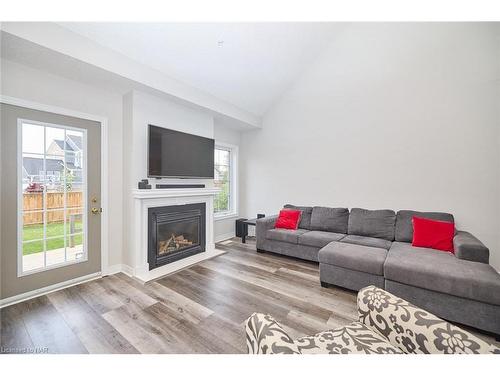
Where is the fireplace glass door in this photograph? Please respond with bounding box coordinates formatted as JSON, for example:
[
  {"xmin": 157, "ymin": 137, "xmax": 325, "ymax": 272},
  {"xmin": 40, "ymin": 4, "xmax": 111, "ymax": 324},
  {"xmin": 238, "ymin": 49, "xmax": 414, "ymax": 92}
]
[
  {"xmin": 157, "ymin": 217, "xmax": 200, "ymax": 256},
  {"xmin": 148, "ymin": 203, "xmax": 206, "ymax": 270}
]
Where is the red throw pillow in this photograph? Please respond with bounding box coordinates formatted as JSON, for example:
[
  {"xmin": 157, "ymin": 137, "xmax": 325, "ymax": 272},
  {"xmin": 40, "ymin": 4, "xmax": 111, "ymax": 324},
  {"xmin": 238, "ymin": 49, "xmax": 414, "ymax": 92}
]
[
  {"xmin": 275, "ymin": 209, "xmax": 302, "ymax": 230},
  {"xmin": 412, "ymin": 216, "xmax": 455, "ymax": 252}
]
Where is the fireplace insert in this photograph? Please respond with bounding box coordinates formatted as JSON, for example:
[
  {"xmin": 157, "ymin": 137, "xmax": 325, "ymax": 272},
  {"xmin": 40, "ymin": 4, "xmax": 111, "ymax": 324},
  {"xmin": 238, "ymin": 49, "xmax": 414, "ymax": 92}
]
[{"xmin": 148, "ymin": 203, "xmax": 206, "ymax": 270}]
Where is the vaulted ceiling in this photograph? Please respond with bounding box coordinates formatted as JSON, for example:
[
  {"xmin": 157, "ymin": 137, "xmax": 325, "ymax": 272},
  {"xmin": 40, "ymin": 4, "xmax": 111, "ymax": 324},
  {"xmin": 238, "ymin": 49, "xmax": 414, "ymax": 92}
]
[{"xmin": 58, "ymin": 23, "xmax": 344, "ymax": 116}]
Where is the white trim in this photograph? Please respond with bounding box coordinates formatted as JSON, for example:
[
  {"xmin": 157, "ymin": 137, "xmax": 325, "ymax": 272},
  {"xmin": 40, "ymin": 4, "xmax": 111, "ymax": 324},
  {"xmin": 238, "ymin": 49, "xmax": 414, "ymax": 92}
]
[
  {"xmin": 132, "ymin": 187, "xmax": 220, "ymax": 199},
  {"xmin": 0, "ymin": 272, "xmax": 101, "ymax": 308},
  {"xmin": 120, "ymin": 264, "xmax": 134, "ymax": 277},
  {"xmin": 1, "ymin": 95, "xmax": 110, "ymax": 276},
  {"xmin": 17, "ymin": 119, "xmax": 89, "ymax": 277},
  {"xmin": 214, "ymin": 142, "xmax": 239, "ymax": 219},
  {"xmin": 215, "ymin": 231, "xmax": 235, "ymax": 243},
  {"xmin": 104, "ymin": 264, "xmax": 135, "ymax": 277},
  {"xmin": 131, "ymin": 188, "xmax": 221, "ymax": 282},
  {"xmin": 214, "ymin": 213, "xmax": 239, "ymax": 222}
]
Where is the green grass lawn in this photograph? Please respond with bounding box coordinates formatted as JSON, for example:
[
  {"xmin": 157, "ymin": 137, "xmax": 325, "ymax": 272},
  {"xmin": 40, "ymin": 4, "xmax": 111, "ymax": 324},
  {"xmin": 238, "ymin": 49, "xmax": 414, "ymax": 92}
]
[{"xmin": 23, "ymin": 222, "xmax": 83, "ymax": 255}]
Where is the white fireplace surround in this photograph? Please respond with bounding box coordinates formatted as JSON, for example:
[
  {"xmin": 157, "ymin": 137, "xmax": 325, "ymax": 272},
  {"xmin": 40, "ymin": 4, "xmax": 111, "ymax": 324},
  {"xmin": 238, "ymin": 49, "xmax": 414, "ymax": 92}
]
[{"xmin": 131, "ymin": 187, "xmax": 224, "ymax": 282}]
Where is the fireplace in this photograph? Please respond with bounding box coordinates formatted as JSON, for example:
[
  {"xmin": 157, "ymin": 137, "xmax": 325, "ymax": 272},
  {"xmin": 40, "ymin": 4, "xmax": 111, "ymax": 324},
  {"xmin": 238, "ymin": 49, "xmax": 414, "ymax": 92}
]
[{"xmin": 148, "ymin": 203, "xmax": 206, "ymax": 270}]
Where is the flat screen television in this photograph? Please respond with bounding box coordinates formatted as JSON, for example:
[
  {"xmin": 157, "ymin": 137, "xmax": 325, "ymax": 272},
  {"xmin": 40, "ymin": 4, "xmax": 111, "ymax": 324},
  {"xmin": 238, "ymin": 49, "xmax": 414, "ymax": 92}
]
[{"xmin": 148, "ymin": 125, "xmax": 215, "ymax": 178}]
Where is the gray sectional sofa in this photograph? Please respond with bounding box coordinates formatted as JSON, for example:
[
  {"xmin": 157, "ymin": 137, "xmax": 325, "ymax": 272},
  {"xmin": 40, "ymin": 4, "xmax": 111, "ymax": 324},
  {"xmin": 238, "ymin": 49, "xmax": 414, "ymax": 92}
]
[{"xmin": 255, "ymin": 204, "xmax": 500, "ymax": 337}]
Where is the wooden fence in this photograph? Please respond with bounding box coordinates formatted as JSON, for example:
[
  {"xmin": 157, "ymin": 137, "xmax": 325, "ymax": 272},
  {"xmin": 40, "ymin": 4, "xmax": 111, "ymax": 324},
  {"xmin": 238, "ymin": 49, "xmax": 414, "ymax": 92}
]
[{"xmin": 23, "ymin": 192, "xmax": 83, "ymax": 225}]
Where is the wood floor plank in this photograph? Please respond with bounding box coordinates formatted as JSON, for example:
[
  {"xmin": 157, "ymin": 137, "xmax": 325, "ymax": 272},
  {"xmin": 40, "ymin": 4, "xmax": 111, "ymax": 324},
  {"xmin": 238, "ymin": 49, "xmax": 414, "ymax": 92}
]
[
  {"xmin": 187, "ymin": 264, "xmax": 333, "ymax": 321},
  {"xmin": 102, "ymin": 300, "xmax": 187, "ymax": 354},
  {"xmin": 18, "ymin": 296, "xmax": 88, "ymax": 354},
  {"xmin": 98, "ymin": 274, "xmax": 157, "ymax": 309},
  {"xmin": 47, "ymin": 287, "xmax": 139, "ymax": 354},
  {"xmin": 145, "ymin": 303, "xmax": 241, "ymax": 353},
  {"xmin": 199, "ymin": 256, "xmax": 356, "ymax": 315},
  {"xmin": 158, "ymin": 270, "xmax": 256, "ymax": 324},
  {"xmin": 2, "ymin": 237, "xmax": 496, "ymax": 353},
  {"xmin": 74, "ymin": 278, "xmax": 124, "ymax": 314},
  {"xmin": 114, "ymin": 272, "xmax": 214, "ymax": 325},
  {"xmin": 0, "ymin": 304, "xmax": 35, "ymax": 353}
]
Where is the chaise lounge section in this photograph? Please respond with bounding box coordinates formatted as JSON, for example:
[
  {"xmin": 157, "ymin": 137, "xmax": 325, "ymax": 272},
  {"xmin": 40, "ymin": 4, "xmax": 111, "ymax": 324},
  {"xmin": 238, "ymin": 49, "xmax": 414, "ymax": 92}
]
[{"xmin": 255, "ymin": 204, "xmax": 500, "ymax": 337}]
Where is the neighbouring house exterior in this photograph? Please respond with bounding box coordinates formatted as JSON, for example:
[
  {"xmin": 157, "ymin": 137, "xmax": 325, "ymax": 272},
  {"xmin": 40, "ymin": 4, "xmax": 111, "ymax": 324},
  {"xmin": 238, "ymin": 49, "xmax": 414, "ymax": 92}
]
[{"xmin": 23, "ymin": 135, "xmax": 83, "ymax": 191}]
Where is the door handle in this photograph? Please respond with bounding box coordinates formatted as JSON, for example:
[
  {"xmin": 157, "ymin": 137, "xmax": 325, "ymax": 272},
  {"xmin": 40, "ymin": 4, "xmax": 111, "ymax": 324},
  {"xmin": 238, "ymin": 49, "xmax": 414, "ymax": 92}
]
[{"xmin": 91, "ymin": 207, "xmax": 102, "ymax": 215}]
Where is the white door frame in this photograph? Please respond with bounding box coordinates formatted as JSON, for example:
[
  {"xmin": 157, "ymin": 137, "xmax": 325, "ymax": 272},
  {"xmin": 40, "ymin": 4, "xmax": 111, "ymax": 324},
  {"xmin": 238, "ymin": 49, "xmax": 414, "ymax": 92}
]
[{"xmin": 1, "ymin": 95, "xmax": 110, "ymax": 276}]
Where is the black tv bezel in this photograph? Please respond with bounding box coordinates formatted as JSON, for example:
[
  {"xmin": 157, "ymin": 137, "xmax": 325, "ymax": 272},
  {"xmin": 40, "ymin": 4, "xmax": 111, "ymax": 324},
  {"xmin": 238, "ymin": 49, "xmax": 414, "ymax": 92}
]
[{"xmin": 147, "ymin": 124, "xmax": 215, "ymax": 179}]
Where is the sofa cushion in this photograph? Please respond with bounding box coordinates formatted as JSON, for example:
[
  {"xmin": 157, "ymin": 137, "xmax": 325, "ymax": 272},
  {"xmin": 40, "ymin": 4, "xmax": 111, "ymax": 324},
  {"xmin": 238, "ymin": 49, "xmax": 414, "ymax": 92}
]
[
  {"xmin": 340, "ymin": 235, "xmax": 392, "ymax": 250},
  {"xmin": 310, "ymin": 206, "xmax": 349, "ymax": 233},
  {"xmin": 348, "ymin": 208, "xmax": 396, "ymax": 241},
  {"xmin": 298, "ymin": 231, "xmax": 345, "ymax": 248},
  {"xmin": 395, "ymin": 210, "xmax": 454, "ymax": 243},
  {"xmin": 384, "ymin": 241, "xmax": 500, "ymax": 305},
  {"xmin": 318, "ymin": 242, "xmax": 388, "ymax": 275},
  {"xmin": 284, "ymin": 204, "xmax": 313, "ymax": 230},
  {"xmin": 265, "ymin": 228, "xmax": 309, "ymax": 244}
]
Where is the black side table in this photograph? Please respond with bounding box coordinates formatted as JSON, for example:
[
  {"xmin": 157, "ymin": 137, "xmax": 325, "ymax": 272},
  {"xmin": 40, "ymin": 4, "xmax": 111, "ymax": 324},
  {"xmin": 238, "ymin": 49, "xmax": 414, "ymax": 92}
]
[{"xmin": 241, "ymin": 218, "xmax": 258, "ymax": 244}]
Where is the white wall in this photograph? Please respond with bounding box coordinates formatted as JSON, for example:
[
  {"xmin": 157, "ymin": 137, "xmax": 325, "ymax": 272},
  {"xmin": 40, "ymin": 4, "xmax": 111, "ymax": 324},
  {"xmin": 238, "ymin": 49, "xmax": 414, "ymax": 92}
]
[
  {"xmin": 240, "ymin": 23, "xmax": 500, "ymax": 270},
  {"xmin": 1, "ymin": 59, "xmax": 124, "ymax": 267}
]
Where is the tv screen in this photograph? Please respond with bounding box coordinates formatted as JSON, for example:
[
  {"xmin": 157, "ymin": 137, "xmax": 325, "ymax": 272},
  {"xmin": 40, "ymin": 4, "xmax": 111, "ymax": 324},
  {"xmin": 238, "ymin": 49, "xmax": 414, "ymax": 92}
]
[{"xmin": 148, "ymin": 125, "xmax": 215, "ymax": 178}]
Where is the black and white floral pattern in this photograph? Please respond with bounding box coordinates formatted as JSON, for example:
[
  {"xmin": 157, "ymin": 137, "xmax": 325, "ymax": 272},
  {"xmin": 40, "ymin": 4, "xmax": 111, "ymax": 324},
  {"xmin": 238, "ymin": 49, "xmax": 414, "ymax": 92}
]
[
  {"xmin": 246, "ymin": 313, "xmax": 300, "ymax": 354},
  {"xmin": 296, "ymin": 322, "xmax": 403, "ymax": 354},
  {"xmin": 357, "ymin": 286, "xmax": 500, "ymax": 354},
  {"xmin": 245, "ymin": 286, "xmax": 500, "ymax": 354}
]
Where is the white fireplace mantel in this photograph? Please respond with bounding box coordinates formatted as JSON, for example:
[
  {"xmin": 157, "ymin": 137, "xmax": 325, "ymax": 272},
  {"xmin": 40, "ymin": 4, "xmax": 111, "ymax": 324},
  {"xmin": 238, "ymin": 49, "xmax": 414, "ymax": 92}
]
[{"xmin": 130, "ymin": 187, "xmax": 224, "ymax": 282}]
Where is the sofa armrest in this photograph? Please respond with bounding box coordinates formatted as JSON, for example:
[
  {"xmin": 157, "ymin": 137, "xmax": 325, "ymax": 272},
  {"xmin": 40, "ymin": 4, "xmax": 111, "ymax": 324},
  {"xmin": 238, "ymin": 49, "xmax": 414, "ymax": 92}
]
[
  {"xmin": 245, "ymin": 313, "xmax": 301, "ymax": 354},
  {"xmin": 256, "ymin": 215, "xmax": 278, "ymax": 249},
  {"xmin": 256, "ymin": 215, "xmax": 278, "ymax": 231},
  {"xmin": 357, "ymin": 286, "xmax": 499, "ymax": 354},
  {"xmin": 453, "ymin": 231, "xmax": 489, "ymax": 264}
]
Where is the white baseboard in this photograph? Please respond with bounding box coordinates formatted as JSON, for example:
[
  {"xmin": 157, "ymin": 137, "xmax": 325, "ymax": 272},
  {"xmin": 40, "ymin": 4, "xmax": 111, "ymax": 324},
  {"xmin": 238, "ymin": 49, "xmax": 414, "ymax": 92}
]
[
  {"xmin": 0, "ymin": 272, "xmax": 101, "ymax": 308},
  {"xmin": 120, "ymin": 264, "xmax": 134, "ymax": 277},
  {"xmin": 215, "ymin": 231, "xmax": 235, "ymax": 243},
  {"xmin": 104, "ymin": 263, "xmax": 134, "ymax": 277}
]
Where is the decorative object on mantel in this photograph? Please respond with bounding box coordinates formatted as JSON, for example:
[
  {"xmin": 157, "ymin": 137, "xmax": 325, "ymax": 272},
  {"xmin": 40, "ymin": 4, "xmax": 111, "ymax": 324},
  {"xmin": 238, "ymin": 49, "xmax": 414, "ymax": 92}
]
[{"xmin": 138, "ymin": 179, "xmax": 152, "ymax": 189}]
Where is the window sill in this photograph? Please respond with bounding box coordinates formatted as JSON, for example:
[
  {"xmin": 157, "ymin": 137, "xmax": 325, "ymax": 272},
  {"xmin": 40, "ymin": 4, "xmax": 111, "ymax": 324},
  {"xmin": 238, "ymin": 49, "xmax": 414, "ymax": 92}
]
[{"xmin": 214, "ymin": 212, "xmax": 239, "ymax": 222}]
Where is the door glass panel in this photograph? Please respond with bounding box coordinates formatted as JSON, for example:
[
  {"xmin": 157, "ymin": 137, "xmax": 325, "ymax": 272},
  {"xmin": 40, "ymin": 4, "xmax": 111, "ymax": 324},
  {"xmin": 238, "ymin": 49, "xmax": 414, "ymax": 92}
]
[
  {"xmin": 22, "ymin": 212, "xmax": 44, "ymax": 241},
  {"xmin": 65, "ymin": 208, "xmax": 83, "ymax": 234},
  {"xmin": 66, "ymin": 233, "xmax": 84, "ymax": 262},
  {"xmin": 20, "ymin": 121, "xmax": 87, "ymax": 274},
  {"xmin": 22, "ymin": 240, "xmax": 45, "ymax": 272},
  {"xmin": 22, "ymin": 124, "xmax": 44, "ymax": 154}
]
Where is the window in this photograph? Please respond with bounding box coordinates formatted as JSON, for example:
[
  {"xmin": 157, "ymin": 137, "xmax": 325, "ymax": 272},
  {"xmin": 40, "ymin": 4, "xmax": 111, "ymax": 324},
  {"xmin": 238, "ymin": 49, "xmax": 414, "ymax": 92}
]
[
  {"xmin": 214, "ymin": 144, "xmax": 237, "ymax": 218},
  {"xmin": 19, "ymin": 120, "xmax": 87, "ymax": 275}
]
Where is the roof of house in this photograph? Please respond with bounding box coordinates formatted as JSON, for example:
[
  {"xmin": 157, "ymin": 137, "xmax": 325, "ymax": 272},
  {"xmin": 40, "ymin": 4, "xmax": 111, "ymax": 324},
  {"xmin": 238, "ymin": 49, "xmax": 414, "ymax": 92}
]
[
  {"xmin": 23, "ymin": 157, "xmax": 81, "ymax": 176},
  {"xmin": 53, "ymin": 140, "xmax": 76, "ymax": 152},
  {"xmin": 67, "ymin": 135, "xmax": 82, "ymax": 150},
  {"xmin": 52, "ymin": 135, "xmax": 82, "ymax": 152}
]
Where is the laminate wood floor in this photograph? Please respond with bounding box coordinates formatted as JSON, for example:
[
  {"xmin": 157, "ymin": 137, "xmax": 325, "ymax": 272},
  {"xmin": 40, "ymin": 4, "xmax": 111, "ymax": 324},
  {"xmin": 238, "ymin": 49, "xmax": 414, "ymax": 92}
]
[{"xmin": 1, "ymin": 238, "xmax": 496, "ymax": 353}]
